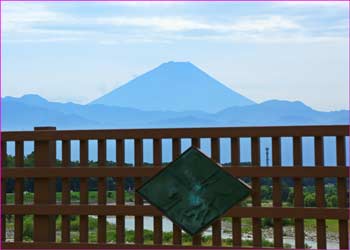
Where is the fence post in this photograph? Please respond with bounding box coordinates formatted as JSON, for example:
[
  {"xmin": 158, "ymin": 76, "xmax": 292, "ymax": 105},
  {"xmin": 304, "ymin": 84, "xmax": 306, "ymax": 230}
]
[{"xmin": 33, "ymin": 126, "xmax": 56, "ymax": 242}]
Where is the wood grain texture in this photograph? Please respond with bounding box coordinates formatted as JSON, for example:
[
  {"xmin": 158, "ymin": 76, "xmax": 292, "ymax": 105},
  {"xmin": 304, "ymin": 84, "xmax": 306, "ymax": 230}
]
[
  {"xmin": 211, "ymin": 138, "xmax": 221, "ymax": 247},
  {"xmin": 116, "ymin": 139, "xmax": 125, "ymax": 244},
  {"xmin": 3, "ymin": 166, "xmax": 348, "ymax": 178},
  {"xmin": 1, "ymin": 141, "xmax": 7, "ymax": 242},
  {"xmin": 272, "ymin": 137, "xmax": 283, "ymax": 248},
  {"xmin": 315, "ymin": 136, "xmax": 326, "ymax": 249},
  {"xmin": 4, "ymin": 205, "xmax": 348, "ymax": 219},
  {"xmin": 61, "ymin": 140, "xmax": 71, "ymax": 243},
  {"xmin": 14, "ymin": 141, "xmax": 24, "ymax": 242},
  {"xmin": 336, "ymin": 136, "xmax": 348, "ymax": 250},
  {"xmin": 79, "ymin": 140, "xmax": 89, "ymax": 243},
  {"xmin": 230, "ymin": 137, "xmax": 242, "ymax": 247},
  {"xmin": 172, "ymin": 138, "xmax": 182, "ymax": 246},
  {"xmin": 293, "ymin": 136, "xmax": 304, "ymax": 248},
  {"xmin": 33, "ymin": 127, "xmax": 56, "ymax": 242},
  {"xmin": 3, "ymin": 125, "xmax": 348, "ymax": 141},
  {"xmin": 134, "ymin": 139, "xmax": 144, "ymax": 244},
  {"xmin": 153, "ymin": 138, "xmax": 162, "ymax": 245},
  {"xmin": 251, "ymin": 137, "xmax": 261, "ymax": 247},
  {"xmin": 97, "ymin": 140, "xmax": 107, "ymax": 243},
  {"xmin": 2, "ymin": 125, "xmax": 348, "ymax": 249}
]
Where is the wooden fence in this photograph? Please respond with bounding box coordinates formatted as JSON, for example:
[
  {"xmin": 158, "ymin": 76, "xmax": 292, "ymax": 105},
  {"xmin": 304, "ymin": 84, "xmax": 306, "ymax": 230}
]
[{"xmin": 1, "ymin": 125, "xmax": 349, "ymax": 249}]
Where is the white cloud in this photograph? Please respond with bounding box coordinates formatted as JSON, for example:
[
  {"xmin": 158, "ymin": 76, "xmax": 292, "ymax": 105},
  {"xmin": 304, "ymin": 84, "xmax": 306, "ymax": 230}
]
[
  {"xmin": 96, "ymin": 16, "xmax": 212, "ymax": 31},
  {"xmin": 101, "ymin": 1, "xmax": 185, "ymax": 7},
  {"xmin": 1, "ymin": 1, "xmax": 347, "ymax": 45},
  {"xmin": 96, "ymin": 15, "xmax": 301, "ymax": 32},
  {"xmin": 274, "ymin": 1, "xmax": 348, "ymax": 8},
  {"xmin": 228, "ymin": 16, "xmax": 301, "ymax": 32},
  {"xmin": 2, "ymin": 2, "xmax": 65, "ymax": 32}
]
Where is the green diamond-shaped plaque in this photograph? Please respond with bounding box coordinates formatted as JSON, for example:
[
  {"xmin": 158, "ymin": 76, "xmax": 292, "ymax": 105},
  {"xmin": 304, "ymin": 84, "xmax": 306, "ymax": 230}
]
[{"xmin": 136, "ymin": 147, "xmax": 251, "ymax": 236}]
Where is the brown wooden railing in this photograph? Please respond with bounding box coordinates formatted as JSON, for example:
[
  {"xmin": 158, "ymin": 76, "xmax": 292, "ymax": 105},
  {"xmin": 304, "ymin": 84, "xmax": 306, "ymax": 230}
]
[{"xmin": 1, "ymin": 125, "xmax": 349, "ymax": 249}]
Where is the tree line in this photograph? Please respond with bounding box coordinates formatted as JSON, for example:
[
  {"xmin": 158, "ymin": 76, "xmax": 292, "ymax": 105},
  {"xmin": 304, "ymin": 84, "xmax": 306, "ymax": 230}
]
[{"xmin": 3, "ymin": 152, "xmax": 343, "ymax": 207}]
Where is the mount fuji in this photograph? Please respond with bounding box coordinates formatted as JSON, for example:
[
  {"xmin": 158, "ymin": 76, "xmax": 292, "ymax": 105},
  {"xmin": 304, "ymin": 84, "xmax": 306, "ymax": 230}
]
[{"xmin": 90, "ymin": 61, "xmax": 255, "ymax": 112}]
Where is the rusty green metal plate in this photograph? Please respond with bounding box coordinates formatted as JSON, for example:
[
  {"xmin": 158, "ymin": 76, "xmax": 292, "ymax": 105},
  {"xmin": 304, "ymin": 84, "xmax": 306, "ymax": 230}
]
[{"xmin": 136, "ymin": 147, "xmax": 251, "ymax": 236}]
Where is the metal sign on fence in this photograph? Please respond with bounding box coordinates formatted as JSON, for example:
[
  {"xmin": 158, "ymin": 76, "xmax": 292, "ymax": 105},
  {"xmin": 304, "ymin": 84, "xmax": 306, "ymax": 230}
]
[{"xmin": 137, "ymin": 147, "xmax": 251, "ymax": 235}]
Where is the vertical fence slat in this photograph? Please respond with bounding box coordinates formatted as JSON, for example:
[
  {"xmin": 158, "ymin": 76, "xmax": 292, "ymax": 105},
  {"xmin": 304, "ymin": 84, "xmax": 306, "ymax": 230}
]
[
  {"xmin": 98, "ymin": 139, "xmax": 107, "ymax": 243},
  {"xmin": 134, "ymin": 139, "xmax": 144, "ymax": 244},
  {"xmin": 172, "ymin": 138, "xmax": 182, "ymax": 245},
  {"xmin": 191, "ymin": 138, "xmax": 202, "ymax": 246},
  {"xmin": 191, "ymin": 138, "xmax": 200, "ymax": 148},
  {"xmin": 293, "ymin": 136, "xmax": 304, "ymax": 248},
  {"xmin": 116, "ymin": 139, "xmax": 125, "ymax": 244},
  {"xmin": 14, "ymin": 141, "xmax": 24, "ymax": 242},
  {"xmin": 231, "ymin": 137, "xmax": 242, "ymax": 247},
  {"xmin": 211, "ymin": 138, "xmax": 221, "ymax": 247},
  {"xmin": 61, "ymin": 140, "xmax": 71, "ymax": 242},
  {"xmin": 79, "ymin": 140, "xmax": 89, "ymax": 243},
  {"xmin": 153, "ymin": 138, "xmax": 162, "ymax": 245},
  {"xmin": 251, "ymin": 137, "xmax": 262, "ymax": 247},
  {"xmin": 315, "ymin": 136, "xmax": 326, "ymax": 249},
  {"xmin": 336, "ymin": 136, "xmax": 348, "ymax": 250},
  {"xmin": 272, "ymin": 137, "xmax": 283, "ymax": 248},
  {"xmin": 33, "ymin": 127, "xmax": 56, "ymax": 242},
  {"xmin": 1, "ymin": 141, "xmax": 7, "ymax": 242}
]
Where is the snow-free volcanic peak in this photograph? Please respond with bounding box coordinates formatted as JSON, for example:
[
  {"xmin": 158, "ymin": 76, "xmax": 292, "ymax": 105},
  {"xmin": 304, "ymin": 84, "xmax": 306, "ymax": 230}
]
[{"xmin": 90, "ymin": 61, "xmax": 255, "ymax": 113}]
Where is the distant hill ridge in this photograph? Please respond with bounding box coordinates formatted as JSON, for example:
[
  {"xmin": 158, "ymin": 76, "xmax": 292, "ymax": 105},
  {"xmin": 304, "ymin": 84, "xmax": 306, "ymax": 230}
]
[
  {"xmin": 90, "ymin": 61, "xmax": 255, "ymax": 112},
  {"xmin": 3, "ymin": 94, "xmax": 349, "ymax": 166},
  {"xmin": 3, "ymin": 61, "xmax": 348, "ymax": 130},
  {"xmin": 2, "ymin": 94, "xmax": 348, "ymax": 130}
]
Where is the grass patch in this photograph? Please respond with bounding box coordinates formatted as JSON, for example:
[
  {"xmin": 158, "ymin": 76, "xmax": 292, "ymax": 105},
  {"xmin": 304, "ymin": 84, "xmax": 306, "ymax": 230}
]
[{"xmin": 304, "ymin": 219, "xmax": 339, "ymax": 233}]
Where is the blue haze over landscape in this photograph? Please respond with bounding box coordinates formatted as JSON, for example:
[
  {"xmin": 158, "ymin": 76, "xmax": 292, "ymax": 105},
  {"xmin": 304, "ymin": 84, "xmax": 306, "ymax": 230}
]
[{"xmin": 3, "ymin": 62, "xmax": 349, "ymax": 165}]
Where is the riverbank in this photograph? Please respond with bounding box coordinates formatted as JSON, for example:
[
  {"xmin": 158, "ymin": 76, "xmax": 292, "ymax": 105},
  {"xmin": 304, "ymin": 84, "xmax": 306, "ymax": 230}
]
[{"xmin": 101, "ymin": 215, "xmax": 339, "ymax": 249}]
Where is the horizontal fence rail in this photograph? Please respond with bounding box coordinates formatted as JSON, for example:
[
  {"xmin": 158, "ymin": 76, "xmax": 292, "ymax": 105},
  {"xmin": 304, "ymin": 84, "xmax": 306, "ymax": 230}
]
[
  {"xmin": 3, "ymin": 205, "xmax": 348, "ymax": 219},
  {"xmin": 2, "ymin": 166, "xmax": 349, "ymax": 178},
  {"xmin": 1, "ymin": 125, "xmax": 349, "ymax": 249},
  {"xmin": 2, "ymin": 125, "xmax": 348, "ymax": 141}
]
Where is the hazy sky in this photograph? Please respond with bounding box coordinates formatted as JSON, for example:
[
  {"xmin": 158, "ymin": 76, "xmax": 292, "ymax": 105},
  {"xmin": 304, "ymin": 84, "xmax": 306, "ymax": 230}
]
[{"xmin": 2, "ymin": 1, "xmax": 349, "ymax": 111}]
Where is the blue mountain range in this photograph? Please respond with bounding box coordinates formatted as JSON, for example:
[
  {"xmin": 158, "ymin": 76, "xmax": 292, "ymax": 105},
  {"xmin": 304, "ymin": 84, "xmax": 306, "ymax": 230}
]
[
  {"xmin": 2, "ymin": 62, "xmax": 348, "ymax": 130},
  {"xmin": 2, "ymin": 61, "xmax": 348, "ymax": 164}
]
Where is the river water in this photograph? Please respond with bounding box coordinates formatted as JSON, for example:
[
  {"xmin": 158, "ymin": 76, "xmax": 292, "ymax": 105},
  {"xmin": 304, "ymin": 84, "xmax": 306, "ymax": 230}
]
[{"xmin": 102, "ymin": 216, "xmax": 339, "ymax": 249}]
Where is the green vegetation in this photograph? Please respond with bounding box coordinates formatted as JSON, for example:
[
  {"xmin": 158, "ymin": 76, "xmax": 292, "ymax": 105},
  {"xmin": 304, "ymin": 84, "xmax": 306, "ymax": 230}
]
[
  {"xmin": 3, "ymin": 153, "xmax": 345, "ymax": 245},
  {"xmin": 304, "ymin": 219, "xmax": 339, "ymax": 233},
  {"xmin": 6, "ymin": 191, "xmax": 134, "ymax": 204},
  {"xmin": 5, "ymin": 215, "xmax": 292, "ymax": 247},
  {"xmin": 4, "ymin": 154, "xmax": 342, "ymax": 209}
]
